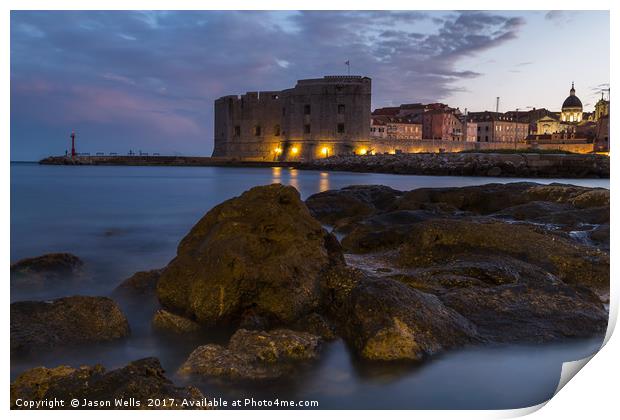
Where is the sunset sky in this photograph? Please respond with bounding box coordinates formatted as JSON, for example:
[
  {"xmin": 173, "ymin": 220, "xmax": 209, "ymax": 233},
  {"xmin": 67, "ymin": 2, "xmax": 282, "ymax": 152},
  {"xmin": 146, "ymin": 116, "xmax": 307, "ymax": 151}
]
[{"xmin": 10, "ymin": 10, "xmax": 609, "ymax": 160}]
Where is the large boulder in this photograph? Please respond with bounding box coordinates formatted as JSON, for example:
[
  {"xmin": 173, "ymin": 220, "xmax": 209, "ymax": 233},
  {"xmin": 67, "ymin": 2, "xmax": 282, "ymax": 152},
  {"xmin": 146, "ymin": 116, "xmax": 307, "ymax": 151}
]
[
  {"xmin": 11, "ymin": 358, "xmax": 209, "ymax": 409},
  {"xmin": 156, "ymin": 184, "xmax": 342, "ymax": 328},
  {"xmin": 179, "ymin": 328, "xmax": 321, "ymax": 381},
  {"xmin": 11, "ymin": 253, "xmax": 83, "ymax": 289},
  {"xmin": 11, "ymin": 296, "xmax": 130, "ymax": 356}
]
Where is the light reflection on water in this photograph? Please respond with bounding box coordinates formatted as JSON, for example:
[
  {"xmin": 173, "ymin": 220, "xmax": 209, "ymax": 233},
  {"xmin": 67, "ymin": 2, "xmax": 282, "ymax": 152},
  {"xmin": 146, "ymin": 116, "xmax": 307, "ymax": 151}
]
[{"xmin": 10, "ymin": 163, "xmax": 608, "ymax": 409}]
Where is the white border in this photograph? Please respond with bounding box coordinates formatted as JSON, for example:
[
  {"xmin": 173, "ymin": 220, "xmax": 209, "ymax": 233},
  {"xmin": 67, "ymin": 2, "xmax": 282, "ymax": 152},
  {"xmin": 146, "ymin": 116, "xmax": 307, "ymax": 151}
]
[{"xmin": 4, "ymin": 1, "xmax": 616, "ymax": 419}]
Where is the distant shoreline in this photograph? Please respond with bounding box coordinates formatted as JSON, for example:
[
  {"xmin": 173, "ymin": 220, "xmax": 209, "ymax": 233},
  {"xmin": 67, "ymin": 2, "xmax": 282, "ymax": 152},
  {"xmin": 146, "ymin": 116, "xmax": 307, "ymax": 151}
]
[{"xmin": 37, "ymin": 152, "xmax": 609, "ymax": 179}]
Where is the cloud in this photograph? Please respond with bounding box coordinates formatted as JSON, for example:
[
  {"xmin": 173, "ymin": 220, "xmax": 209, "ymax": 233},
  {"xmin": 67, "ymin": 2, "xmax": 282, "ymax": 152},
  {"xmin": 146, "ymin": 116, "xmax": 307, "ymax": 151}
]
[{"xmin": 11, "ymin": 10, "xmax": 526, "ymax": 159}]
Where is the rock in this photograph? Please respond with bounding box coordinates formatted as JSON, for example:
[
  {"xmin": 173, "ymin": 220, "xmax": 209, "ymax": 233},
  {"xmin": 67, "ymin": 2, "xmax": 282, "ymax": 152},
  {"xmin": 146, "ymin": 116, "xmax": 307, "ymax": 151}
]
[
  {"xmin": 293, "ymin": 312, "xmax": 337, "ymax": 340},
  {"xmin": 305, "ymin": 185, "xmax": 402, "ymax": 225},
  {"xmin": 113, "ymin": 269, "xmax": 163, "ymax": 298},
  {"xmin": 487, "ymin": 166, "xmax": 502, "ymax": 177},
  {"xmin": 396, "ymin": 219, "xmax": 609, "ymax": 295},
  {"xmin": 157, "ymin": 184, "xmax": 342, "ymax": 327},
  {"xmin": 590, "ymin": 225, "xmax": 610, "ymax": 250},
  {"xmin": 11, "ymin": 358, "xmax": 209, "ymax": 409},
  {"xmin": 394, "ymin": 182, "xmax": 536, "ymax": 215},
  {"xmin": 152, "ymin": 309, "xmax": 201, "ymax": 334},
  {"xmin": 389, "ymin": 255, "xmax": 608, "ymax": 342},
  {"xmin": 336, "ymin": 276, "xmax": 479, "ymax": 361},
  {"xmin": 11, "ymin": 253, "xmax": 83, "ymax": 289},
  {"xmin": 440, "ymin": 282, "xmax": 608, "ymax": 342},
  {"xmin": 179, "ymin": 329, "xmax": 321, "ymax": 381},
  {"xmin": 11, "ymin": 296, "xmax": 130, "ymax": 356}
]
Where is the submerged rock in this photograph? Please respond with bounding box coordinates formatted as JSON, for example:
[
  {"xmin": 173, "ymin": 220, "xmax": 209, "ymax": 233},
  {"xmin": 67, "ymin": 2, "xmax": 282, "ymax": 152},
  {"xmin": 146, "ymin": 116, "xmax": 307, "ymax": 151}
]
[
  {"xmin": 179, "ymin": 328, "xmax": 321, "ymax": 381},
  {"xmin": 11, "ymin": 296, "xmax": 130, "ymax": 356},
  {"xmin": 157, "ymin": 184, "xmax": 343, "ymax": 328},
  {"xmin": 11, "ymin": 253, "xmax": 83, "ymax": 289},
  {"xmin": 11, "ymin": 357, "xmax": 208, "ymax": 409}
]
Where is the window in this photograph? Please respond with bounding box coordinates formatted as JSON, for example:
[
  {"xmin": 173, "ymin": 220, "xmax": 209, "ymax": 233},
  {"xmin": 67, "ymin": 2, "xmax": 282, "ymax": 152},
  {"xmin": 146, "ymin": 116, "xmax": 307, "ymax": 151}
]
[
  {"xmin": 282, "ymin": 107, "xmax": 286, "ymax": 116},
  {"xmin": 304, "ymin": 124, "xmax": 311, "ymax": 134},
  {"xmin": 485, "ymin": 135, "xmax": 488, "ymax": 141},
  {"xmin": 274, "ymin": 125, "xmax": 280, "ymax": 136},
  {"xmin": 338, "ymin": 104, "xmax": 345, "ymax": 114},
  {"xmin": 337, "ymin": 123, "xmax": 345, "ymax": 133},
  {"xmin": 234, "ymin": 126, "xmax": 241, "ymax": 136},
  {"xmin": 477, "ymin": 136, "xmax": 480, "ymax": 142},
  {"xmin": 485, "ymin": 126, "xmax": 489, "ymax": 131},
  {"xmin": 304, "ymin": 105, "xmax": 311, "ymax": 115},
  {"xmin": 254, "ymin": 125, "xmax": 261, "ymax": 136}
]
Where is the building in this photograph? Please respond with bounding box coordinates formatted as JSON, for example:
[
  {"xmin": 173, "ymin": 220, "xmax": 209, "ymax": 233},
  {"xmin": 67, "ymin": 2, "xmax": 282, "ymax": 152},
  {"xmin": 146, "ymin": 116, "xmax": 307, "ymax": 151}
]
[
  {"xmin": 371, "ymin": 116, "xmax": 422, "ymax": 141},
  {"xmin": 422, "ymin": 108, "xmax": 463, "ymax": 141},
  {"xmin": 560, "ymin": 82, "xmax": 583, "ymax": 123},
  {"xmin": 594, "ymin": 92, "xmax": 610, "ymax": 121},
  {"xmin": 213, "ymin": 75, "xmax": 371, "ymax": 160},
  {"xmin": 468, "ymin": 111, "xmax": 529, "ymax": 143}
]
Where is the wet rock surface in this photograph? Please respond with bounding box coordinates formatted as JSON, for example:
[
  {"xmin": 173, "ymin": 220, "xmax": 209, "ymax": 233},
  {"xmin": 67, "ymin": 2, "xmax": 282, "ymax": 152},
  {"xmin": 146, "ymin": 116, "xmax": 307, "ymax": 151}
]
[
  {"xmin": 11, "ymin": 358, "xmax": 208, "ymax": 409},
  {"xmin": 11, "ymin": 296, "xmax": 130, "ymax": 356},
  {"xmin": 157, "ymin": 184, "xmax": 342, "ymax": 328},
  {"xmin": 11, "ymin": 253, "xmax": 84, "ymax": 289},
  {"xmin": 179, "ymin": 328, "xmax": 321, "ymax": 381}
]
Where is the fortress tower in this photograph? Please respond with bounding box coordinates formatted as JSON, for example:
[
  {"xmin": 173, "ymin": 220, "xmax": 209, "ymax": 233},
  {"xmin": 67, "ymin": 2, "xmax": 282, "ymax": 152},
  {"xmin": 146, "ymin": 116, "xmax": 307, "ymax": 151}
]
[{"xmin": 213, "ymin": 76, "xmax": 371, "ymax": 160}]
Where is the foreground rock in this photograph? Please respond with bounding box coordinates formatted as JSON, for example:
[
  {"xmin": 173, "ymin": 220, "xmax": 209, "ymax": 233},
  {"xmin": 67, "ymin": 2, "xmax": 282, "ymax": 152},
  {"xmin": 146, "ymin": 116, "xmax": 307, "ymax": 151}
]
[
  {"xmin": 322, "ymin": 267, "xmax": 479, "ymax": 361},
  {"xmin": 11, "ymin": 296, "xmax": 130, "ymax": 356},
  {"xmin": 11, "ymin": 358, "xmax": 208, "ymax": 409},
  {"xmin": 310, "ymin": 182, "xmax": 609, "ymax": 346},
  {"xmin": 157, "ymin": 184, "xmax": 343, "ymax": 328},
  {"xmin": 179, "ymin": 328, "xmax": 321, "ymax": 381},
  {"xmin": 11, "ymin": 253, "xmax": 83, "ymax": 289}
]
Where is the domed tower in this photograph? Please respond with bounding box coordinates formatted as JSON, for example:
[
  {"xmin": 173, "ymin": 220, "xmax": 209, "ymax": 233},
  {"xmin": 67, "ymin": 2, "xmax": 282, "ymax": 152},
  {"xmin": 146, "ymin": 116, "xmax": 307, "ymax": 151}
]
[{"xmin": 561, "ymin": 82, "xmax": 583, "ymax": 123}]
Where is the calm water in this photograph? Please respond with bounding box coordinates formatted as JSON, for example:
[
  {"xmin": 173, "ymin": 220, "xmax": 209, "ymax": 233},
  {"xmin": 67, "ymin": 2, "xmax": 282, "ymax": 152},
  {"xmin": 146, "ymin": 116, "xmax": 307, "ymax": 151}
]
[{"xmin": 10, "ymin": 162, "xmax": 608, "ymax": 409}]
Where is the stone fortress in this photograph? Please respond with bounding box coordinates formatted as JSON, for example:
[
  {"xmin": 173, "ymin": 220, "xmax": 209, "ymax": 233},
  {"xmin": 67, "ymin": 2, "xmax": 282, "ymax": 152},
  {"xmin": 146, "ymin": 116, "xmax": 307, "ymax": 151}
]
[
  {"xmin": 213, "ymin": 76, "xmax": 371, "ymax": 161},
  {"xmin": 213, "ymin": 76, "xmax": 609, "ymax": 160}
]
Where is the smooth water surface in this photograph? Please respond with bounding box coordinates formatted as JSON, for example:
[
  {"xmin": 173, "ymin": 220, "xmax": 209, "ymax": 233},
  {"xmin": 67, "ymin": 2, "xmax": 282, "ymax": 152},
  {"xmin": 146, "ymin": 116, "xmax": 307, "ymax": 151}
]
[{"xmin": 10, "ymin": 163, "xmax": 608, "ymax": 409}]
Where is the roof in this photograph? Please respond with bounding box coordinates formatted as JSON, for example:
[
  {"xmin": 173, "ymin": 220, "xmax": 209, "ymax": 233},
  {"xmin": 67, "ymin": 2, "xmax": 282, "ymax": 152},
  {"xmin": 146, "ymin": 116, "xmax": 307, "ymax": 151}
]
[{"xmin": 562, "ymin": 94, "xmax": 583, "ymax": 109}]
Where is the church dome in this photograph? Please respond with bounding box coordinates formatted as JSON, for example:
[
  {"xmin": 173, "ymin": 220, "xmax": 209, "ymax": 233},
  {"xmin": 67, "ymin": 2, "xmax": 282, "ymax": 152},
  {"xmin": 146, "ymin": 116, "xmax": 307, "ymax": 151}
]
[{"xmin": 562, "ymin": 83, "xmax": 583, "ymax": 110}]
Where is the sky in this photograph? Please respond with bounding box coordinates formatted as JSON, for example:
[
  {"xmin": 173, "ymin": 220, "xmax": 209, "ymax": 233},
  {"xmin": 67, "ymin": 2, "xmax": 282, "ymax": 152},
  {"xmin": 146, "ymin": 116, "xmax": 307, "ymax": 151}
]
[{"xmin": 10, "ymin": 10, "xmax": 609, "ymax": 160}]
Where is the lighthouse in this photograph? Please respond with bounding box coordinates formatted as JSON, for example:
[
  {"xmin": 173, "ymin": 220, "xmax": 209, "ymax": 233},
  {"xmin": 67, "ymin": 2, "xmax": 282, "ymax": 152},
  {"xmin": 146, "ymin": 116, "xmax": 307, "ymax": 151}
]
[{"xmin": 70, "ymin": 131, "xmax": 76, "ymax": 159}]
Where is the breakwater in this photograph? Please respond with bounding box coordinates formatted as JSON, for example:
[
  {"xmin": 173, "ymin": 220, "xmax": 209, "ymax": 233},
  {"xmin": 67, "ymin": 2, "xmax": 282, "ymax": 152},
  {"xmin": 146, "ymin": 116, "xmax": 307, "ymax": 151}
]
[
  {"xmin": 298, "ymin": 152, "xmax": 609, "ymax": 178},
  {"xmin": 39, "ymin": 152, "xmax": 609, "ymax": 178}
]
